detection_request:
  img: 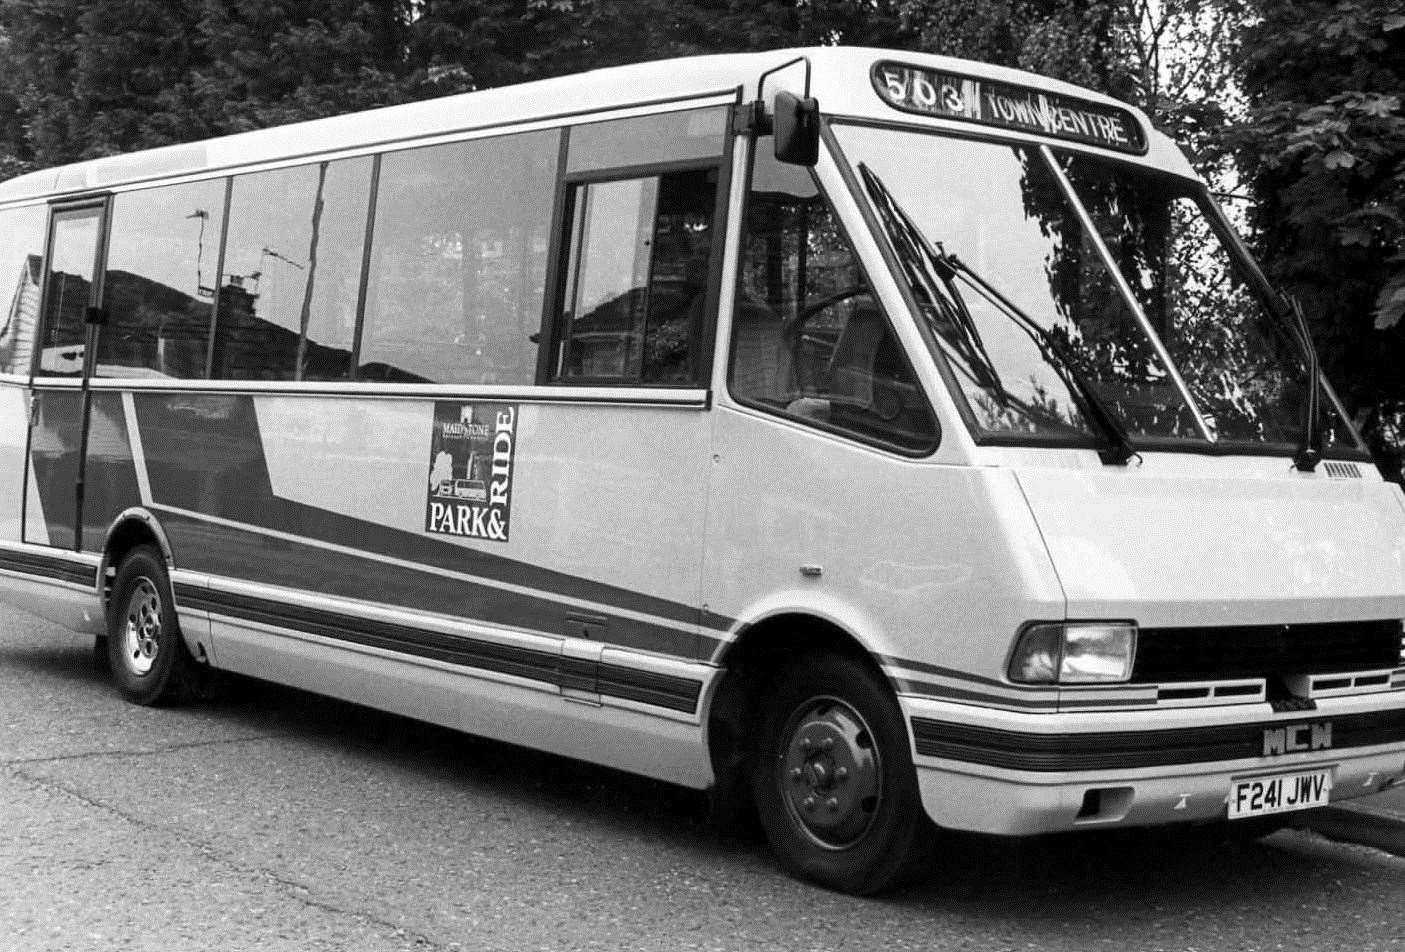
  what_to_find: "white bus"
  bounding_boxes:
[0,47,1402,894]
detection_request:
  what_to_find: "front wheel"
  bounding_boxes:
[753,654,932,894]
[106,547,201,706]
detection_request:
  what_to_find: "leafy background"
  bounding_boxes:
[0,0,1400,469]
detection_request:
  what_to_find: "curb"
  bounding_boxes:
[1298,802,1405,858]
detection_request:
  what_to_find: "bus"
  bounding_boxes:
[0,47,1402,895]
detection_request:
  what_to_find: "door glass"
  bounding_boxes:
[730,152,938,452]
[38,207,102,376]
[561,177,658,379]
[554,169,717,383]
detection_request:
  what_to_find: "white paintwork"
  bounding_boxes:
[0,542,102,633]
[22,457,47,546]
[703,404,1065,680]
[253,394,710,647]
[903,692,1405,833]
[915,746,1405,834]
[0,387,28,541]
[120,393,153,506]
[0,47,1188,208]
[1015,457,1405,627]
[169,568,214,664]
[209,612,713,788]
[0,571,105,635]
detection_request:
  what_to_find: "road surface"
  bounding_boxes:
[1,605,1401,951]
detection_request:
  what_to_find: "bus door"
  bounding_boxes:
[26,199,109,552]
[526,106,735,681]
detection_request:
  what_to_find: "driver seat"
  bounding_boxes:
[826,304,886,410]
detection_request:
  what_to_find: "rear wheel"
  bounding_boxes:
[753,653,931,894]
[106,547,200,706]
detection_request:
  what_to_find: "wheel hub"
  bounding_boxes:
[779,697,881,849]
[122,578,162,677]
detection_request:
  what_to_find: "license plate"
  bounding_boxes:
[1227,768,1332,819]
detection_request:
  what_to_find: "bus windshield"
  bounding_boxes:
[833,123,1359,452]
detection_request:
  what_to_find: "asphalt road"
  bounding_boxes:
[1,605,1402,952]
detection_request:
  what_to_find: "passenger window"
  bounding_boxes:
[0,205,48,375]
[730,153,937,452]
[213,158,370,381]
[359,129,559,384]
[552,168,716,384]
[98,179,228,378]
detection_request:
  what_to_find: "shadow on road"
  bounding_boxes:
[7,634,1398,919]
[207,669,1404,914]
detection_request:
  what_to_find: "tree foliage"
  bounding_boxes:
[0,0,916,167]
[1231,1,1404,454]
[0,0,1402,461]
[901,0,1252,172]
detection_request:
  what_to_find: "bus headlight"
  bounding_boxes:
[1008,622,1137,684]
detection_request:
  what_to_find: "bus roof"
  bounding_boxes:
[0,46,1192,205]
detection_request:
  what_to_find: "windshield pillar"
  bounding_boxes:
[1040,145,1215,444]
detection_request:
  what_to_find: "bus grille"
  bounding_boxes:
[1132,620,1403,683]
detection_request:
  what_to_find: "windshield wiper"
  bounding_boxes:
[858,163,1139,466]
[1284,294,1322,472]
[850,170,1012,402]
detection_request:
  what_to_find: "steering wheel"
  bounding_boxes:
[800,284,869,322]
[784,284,870,343]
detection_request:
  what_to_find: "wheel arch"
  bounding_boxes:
[703,609,897,816]
[98,508,175,607]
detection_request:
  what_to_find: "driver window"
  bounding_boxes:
[552,168,717,384]
[729,153,937,452]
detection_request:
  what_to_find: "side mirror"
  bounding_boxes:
[773,91,820,167]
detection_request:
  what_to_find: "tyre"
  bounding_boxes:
[106,547,200,706]
[753,653,932,894]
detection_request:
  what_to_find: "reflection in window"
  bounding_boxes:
[360,130,559,384]
[555,169,716,384]
[1060,154,1355,449]
[835,126,1196,442]
[729,151,936,451]
[214,158,370,381]
[99,179,227,378]
[0,205,46,375]
[38,209,100,377]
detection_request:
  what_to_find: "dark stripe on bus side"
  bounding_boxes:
[30,390,144,555]
[910,708,1405,772]
[893,678,1060,710]
[895,678,1156,711]
[878,653,1017,689]
[176,583,703,714]
[133,392,734,638]
[159,509,713,661]
[0,549,96,586]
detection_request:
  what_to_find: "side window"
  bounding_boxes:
[37,205,103,377]
[0,204,50,375]
[213,158,371,381]
[553,168,716,383]
[359,129,559,384]
[730,152,937,452]
[99,179,228,378]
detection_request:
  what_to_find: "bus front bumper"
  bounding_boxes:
[901,693,1405,835]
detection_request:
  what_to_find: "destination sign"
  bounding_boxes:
[871,61,1146,154]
